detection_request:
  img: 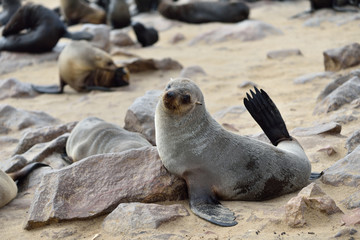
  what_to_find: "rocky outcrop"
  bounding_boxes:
[323,43,360,72]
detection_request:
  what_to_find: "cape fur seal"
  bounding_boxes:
[107,0,131,29]
[0,162,49,208]
[66,117,152,162]
[0,0,21,26]
[0,3,93,53]
[158,0,249,24]
[132,22,159,47]
[60,0,106,26]
[155,78,314,226]
[32,40,129,94]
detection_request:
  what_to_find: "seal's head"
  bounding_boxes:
[161,78,204,115]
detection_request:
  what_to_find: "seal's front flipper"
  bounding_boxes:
[63,31,94,41]
[243,87,291,146]
[309,171,324,180]
[31,84,63,94]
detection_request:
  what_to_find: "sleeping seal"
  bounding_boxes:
[155,78,313,226]
[0,162,49,208]
[0,3,93,53]
[66,117,152,162]
[0,0,21,26]
[32,40,129,94]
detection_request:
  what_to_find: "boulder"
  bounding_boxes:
[0,78,38,100]
[323,43,360,72]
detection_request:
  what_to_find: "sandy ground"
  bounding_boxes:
[0,0,360,239]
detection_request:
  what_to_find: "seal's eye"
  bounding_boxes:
[182,94,191,104]
[166,84,171,90]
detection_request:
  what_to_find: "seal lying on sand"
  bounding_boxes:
[66,117,152,162]
[0,162,49,208]
[132,22,159,47]
[155,78,314,226]
[0,0,21,26]
[60,0,106,26]
[0,3,93,53]
[158,0,249,24]
[32,40,129,94]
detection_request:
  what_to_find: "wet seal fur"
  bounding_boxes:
[66,117,152,162]
[32,40,129,94]
[0,3,93,53]
[0,162,49,208]
[0,0,21,26]
[158,0,249,24]
[155,78,312,226]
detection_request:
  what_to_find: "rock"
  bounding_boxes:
[169,33,185,44]
[285,183,342,228]
[179,66,206,78]
[341,208,360,226]
[293,72,332,84]
[345,129,360,154]
[189,20,283,45]
[121,57,183,73]
[1,133,69,173]
[124,90,161,145]
[0,50,61,75]
[0,105,59,132]
[81,24,111,51]
[25,147,186,229]
[17,166,53,192]
[291,122,341,136]
[314,76,360,113]
[322,145,360,187]
[0,78,39,100]
[266,49,302,59]
[323,42,360,71]
[334,228,358,238]
[110,29,136,47]
[331,114,358,124]
[213,105,246,120]
[317,146,336,156]
[341,192,360,209]
[238,81,257,88]
[102,203,189,235]
[13,121,77,156]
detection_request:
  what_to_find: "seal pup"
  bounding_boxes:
[66,117,152,162]
[155,78,312,226]
[106,0,131,29]
[32,40,130,94]
[158,0,249,24]
[0,162,49,208]
[0,0,21,26]
[132,22,159,47]
[60,0,106,26]
[0,3,93,53]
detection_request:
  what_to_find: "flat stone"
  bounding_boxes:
[267,49,302,59]
[291,122,341,136]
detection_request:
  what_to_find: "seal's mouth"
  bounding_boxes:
[162,90,202,113]
[163,90,180,110]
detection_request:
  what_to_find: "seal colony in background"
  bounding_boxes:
[155,78,315,226]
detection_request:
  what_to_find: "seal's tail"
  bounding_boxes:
[243,87,291,146]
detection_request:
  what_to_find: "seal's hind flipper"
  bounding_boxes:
[243,87,291,146]
[190,200,237,227]
[309,171,324,180]
[31,84,63,94]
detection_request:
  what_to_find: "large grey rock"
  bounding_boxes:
[345,129,360,154]
[291,122,341,136]
[0,50,61,75]
[0,78,39,100]
[102,203,189,235]
[81,24,111,51]
[1,133,69,173]
[121,57,183,73]
[189,20,283,45]
[322,145,360,187]
[323,43,360,71]
[13,121,77,156]
[124,90,162,145]
[0,105,59,132]
[25,147,186,229]
[314,76,360,114]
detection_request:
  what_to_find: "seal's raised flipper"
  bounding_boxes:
[243,87,291,146]
[31,84,63,94]
[186,176,237,227]
[309,171,324,180]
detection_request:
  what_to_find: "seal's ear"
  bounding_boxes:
[195,101,202,105]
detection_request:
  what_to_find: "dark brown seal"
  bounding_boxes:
[132,22,159,47]
[0,3,93,53]
[0,0,21,26]
[107,0,131,29]
[158,0,249,24]
[32,40,129,94]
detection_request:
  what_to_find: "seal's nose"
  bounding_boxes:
[165,91,176,99]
